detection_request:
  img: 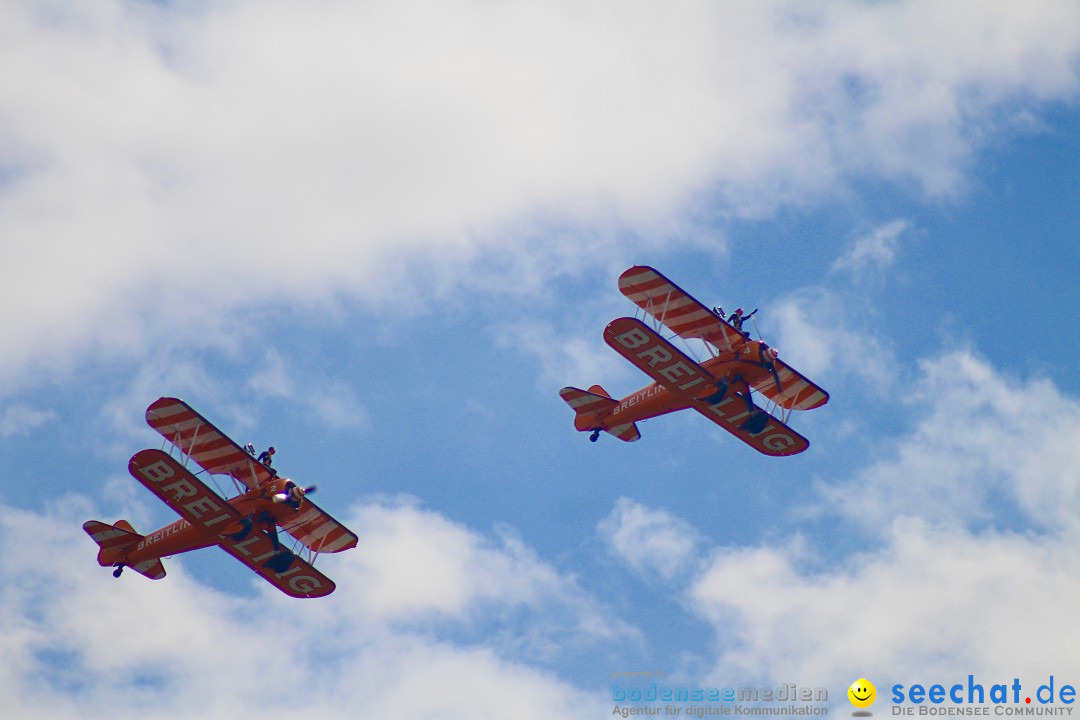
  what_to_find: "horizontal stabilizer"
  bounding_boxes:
[559,387,640,442]
[128,558,167,580]
[82,520,166,580]
[560,386,617,429]
[83,519,140,557]
[605,423,641,442]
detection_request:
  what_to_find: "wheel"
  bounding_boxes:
[228,516,254,541]
[264,549,296,574]
[112,565,124,578]
[702,380,728,405]
[738,411,769,435]
[589,429,601,442]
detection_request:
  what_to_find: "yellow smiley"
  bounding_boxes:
[848,678,876,708]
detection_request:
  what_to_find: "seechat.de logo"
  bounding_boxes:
[850,678,877,715]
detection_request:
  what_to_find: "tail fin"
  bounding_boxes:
[587,384,612,398]
[558,386,640,442]
[82,520,166,580]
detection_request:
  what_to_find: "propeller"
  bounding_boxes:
[273,484,317,504]
[754,343,784,394]
[766,359,783,394]
[770,366,783,393]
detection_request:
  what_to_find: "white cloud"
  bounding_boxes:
[596,345,1080,691]
[802,1,1080,195]
[0,403,55,437]
[306,383,371,431]
[497,320,630,394]
[245,350,370,432]
[769,289,896,391]
[247,349,294,399]
[597,497,703,581]
[1,0,1078,394]
[95,358,233,445]
[690,519,1080,686]
[337,500,635,649]
[0,495,624,719]
[819,350,1080,534]
[832,219,911,274]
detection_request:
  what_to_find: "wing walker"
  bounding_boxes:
[561,266,829,456]
[83,397,358,598]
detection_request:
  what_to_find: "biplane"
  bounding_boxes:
[83,397,358,598]
[560,266,829,456]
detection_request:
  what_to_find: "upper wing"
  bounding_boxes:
[145,397,272,491]
[618,265,744,351]
[620,267,829,412]
[279,499,359,555]
[748,358,830,411]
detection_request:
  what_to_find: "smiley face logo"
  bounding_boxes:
[848,678,876,709]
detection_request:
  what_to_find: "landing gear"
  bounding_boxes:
[261,527,281,553]
[228,515,254,541]
[589,429,601,442]
[702,380,729,405]
[731,381,769,435]
[738,410,769,435]
[264,549,296,574]
[112,565,124,578]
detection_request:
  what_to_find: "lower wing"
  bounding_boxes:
[219,533,337,599]
[693,395,809,456]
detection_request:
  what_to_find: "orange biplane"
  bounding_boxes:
[83,397,358,598]
[560,266,829,456]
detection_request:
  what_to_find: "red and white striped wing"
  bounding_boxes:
[603,317,717,399]
[618,265,744,351]
[620,267,829,412]
[694,398,810,456]
[750,359,830,411]
[279,500,359,555]
[145,397,272,491]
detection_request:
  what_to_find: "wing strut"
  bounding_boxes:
[184,423,201,471]
[651,288,674,334]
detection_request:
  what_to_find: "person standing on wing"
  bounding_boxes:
[727,307,758,338]
[257,446,277,476]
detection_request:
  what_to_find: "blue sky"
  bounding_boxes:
[1,1,1079,718]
